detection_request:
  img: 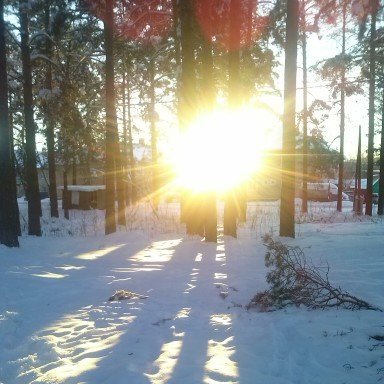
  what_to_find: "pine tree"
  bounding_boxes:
[378,90,384,215]
[365,7,377,216]
[336,0,347,213]
[19,0,41,236]
[179,0,202,235]
[104,0,117,234]
[224,0,241,238]
[0,0,19,247]
[42,0,59,218]
[301,2,308,214]
[198,4,217,243]
[280,0,299,238]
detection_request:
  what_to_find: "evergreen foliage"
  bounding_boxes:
[247,235,380,312]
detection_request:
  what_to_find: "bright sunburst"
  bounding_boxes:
[170,107,275,193]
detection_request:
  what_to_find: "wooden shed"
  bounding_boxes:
[58,185,106,210]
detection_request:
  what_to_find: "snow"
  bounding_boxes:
[1,201,384,383]
[57,185,106,192]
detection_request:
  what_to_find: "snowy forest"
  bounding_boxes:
[1,1,384,383]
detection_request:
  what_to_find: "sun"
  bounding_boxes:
[170,107,275,193]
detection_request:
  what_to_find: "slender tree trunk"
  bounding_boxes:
[224,0,241,238]
[355,125,362,214]
[44,0,58,218]
[114,138,126,226]
[63,169,69,219]
[85,150,91,185]
[122,70,129,205]
[279,0,298,238]
[365,9,376,216]
[72,160,77,185]
[0,0,19,247]
[200,21,217,242]
[301,10,308,214]
[337,1,346,212]
[172,0,181,123]
[104,0,117,234]
[127,83,136,203]
[46,113,59,216]
[149,55,159,210]
[378,92,384,215]
[19,0,41,236]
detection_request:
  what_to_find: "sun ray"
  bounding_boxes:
[167,107,279,193]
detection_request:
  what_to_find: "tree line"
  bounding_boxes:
[0,0,383,247]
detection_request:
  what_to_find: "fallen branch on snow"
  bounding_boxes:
[109,290,149,301]
[246,235,381,312]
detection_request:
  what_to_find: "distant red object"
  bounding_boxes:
[86,1,173,45]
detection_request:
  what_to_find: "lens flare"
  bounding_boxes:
[170,107,274,193]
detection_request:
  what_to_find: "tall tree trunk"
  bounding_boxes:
[19,0,41,236]
[9,101,21,236]
[172,0,181,124]
[115,149,126,228]
[365,9,376,216]
[104,0,117,234]
[127,83,136,203]
[378,91,384,215]
[355,125,362,214]
[44,0,58,218]
[0,0,19,247]
[149,55,159,210]
[224,0,241,238]
[200,21,217,243]
[63,169,69,219]
[279,0,298,238]
[72,160,77,185]
[122,70,129,205]
[179,0,199,234]
[337,1,346,212]
[301,8,308,214]
[179,0,196,130]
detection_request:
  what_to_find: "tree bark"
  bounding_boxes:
[0,0,19,247]
[44,0,59,218]
[224,0,241,238]
[378,92,384,215]
[172,0,181,124]
[63,169,69,219]
[122,70,129,205]
[179,0,200,234]
[365,9,376,216]
[279,0,298,238]
[301,7,308,214]
[179,0,196,131]
[19,0,41,236]
[354,125,362,214]
[104,0,117,234]
[72,160,77,185]
[200,23,217,242]
[149,55,159,210]
[127,83,137,203]
[9,106,21,236]
[337,1,346,212]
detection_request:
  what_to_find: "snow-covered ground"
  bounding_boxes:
[1,200,384,384]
